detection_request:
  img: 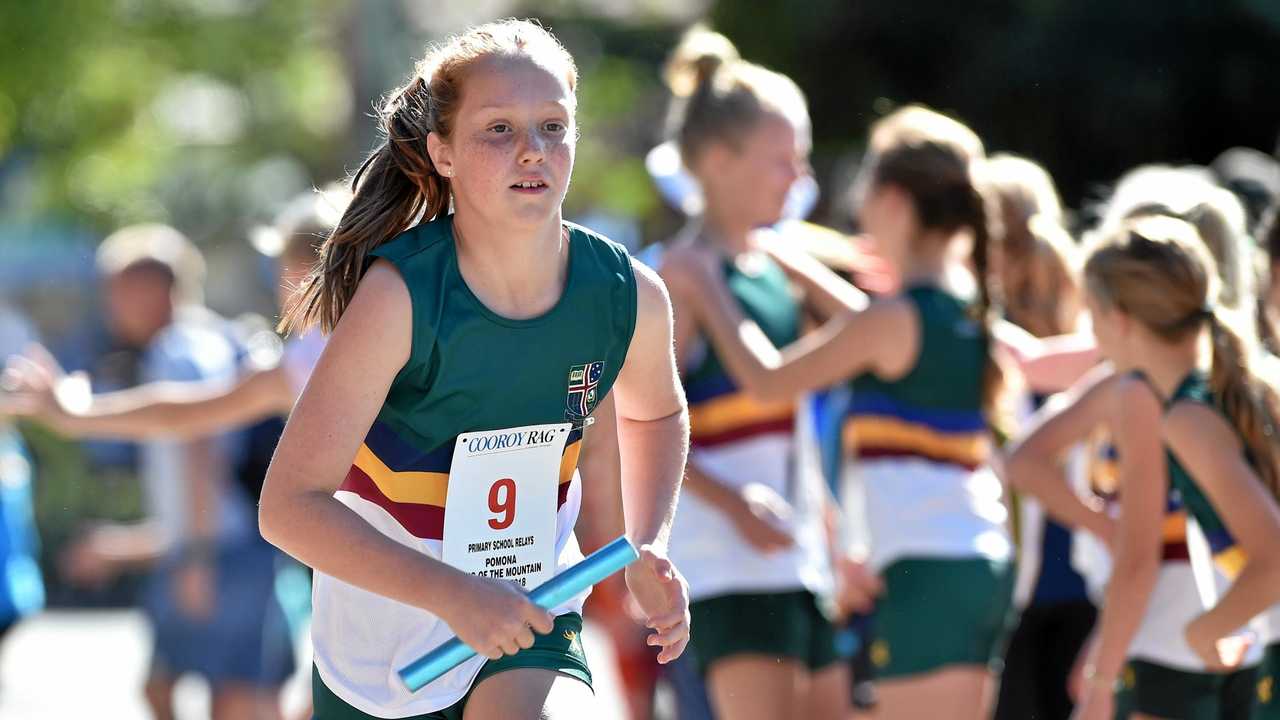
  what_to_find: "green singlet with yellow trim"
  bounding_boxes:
[310,214,637,719]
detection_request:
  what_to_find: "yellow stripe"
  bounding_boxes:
[559,440,581,485]
[357,439,581,506]
[353,444,449,506]
[690,391,793,437]
[844,416,988,466]
[1214,546,1248,580]
[1162,510,1187,543]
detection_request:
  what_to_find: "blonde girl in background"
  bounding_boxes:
[650,26,854,720]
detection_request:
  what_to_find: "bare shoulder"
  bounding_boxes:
[847,295,916,351]
[653,242,715,298]
[349,259,412,312]
[1110,372,1163,419]
[631,257,675,327]
[1163,400,1240,453]
[860,295,914,328]
[321,259,413,369]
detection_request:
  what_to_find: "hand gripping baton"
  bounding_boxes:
[398,535,640,692]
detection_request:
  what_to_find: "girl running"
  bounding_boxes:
[653,26,848,720]
[664,104,1014,719]
[1011,214,1280,720]
[257,19,690,720]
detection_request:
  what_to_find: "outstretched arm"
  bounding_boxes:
[2,345,293,440]
[662,247,910,405]
[994,319,1100,394]
[759,235,869,320]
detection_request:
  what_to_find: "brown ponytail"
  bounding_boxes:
[963,171,1013,434]
[278,18,578,334]
[1207,312,1280,498]
[866,111,1009,432]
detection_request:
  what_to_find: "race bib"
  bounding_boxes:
[441,423,571,589]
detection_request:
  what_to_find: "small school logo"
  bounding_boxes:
[566,361,604,420]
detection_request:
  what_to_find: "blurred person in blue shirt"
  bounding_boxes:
[49,225,292,720]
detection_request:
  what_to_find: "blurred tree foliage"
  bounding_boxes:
[711,0,1280,220]
[0,0,351,234]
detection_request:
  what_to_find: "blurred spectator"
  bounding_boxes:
[61,225,293,720]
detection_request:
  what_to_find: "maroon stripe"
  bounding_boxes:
[691,416,795,448]
[558,480,571,509]
[857,447,981,471]
[1162,541,1191,562]
[339,464,445,540]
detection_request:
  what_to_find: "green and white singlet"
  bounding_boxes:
[310,215,637,717]
[1161,372,1276,685]
[667,254,831,600]
[843,285,1011,571]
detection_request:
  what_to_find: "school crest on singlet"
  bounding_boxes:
[565,361,604,420]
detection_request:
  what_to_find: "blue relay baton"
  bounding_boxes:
[398,535,640,692]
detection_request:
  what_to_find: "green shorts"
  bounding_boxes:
[1115,659,1257,720]
[870,557,1014,680]
[688,590,842,673]
[312,613,591,720]
[1254,643,1280,720]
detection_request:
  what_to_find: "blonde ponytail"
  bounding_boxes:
[1207,311,1280,499]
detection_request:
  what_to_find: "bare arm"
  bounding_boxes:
[665,247,912,404]
[994,319,1100,394]
[613,260,692,663]
[1165,404,1280,646]
[1005,363,1118,545]
[759,237,869,320]
[613,260,689,550]
[57,367,293,440]
[1081,377,1167,687]
[259,262,460,607]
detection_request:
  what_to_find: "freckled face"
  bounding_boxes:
[436,55,576,229]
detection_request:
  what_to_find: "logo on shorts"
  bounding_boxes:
[1261,676,1274,704]
[562,629,581,652]
[566,361,604,420]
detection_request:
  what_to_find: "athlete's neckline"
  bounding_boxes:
[446,216,577,329]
